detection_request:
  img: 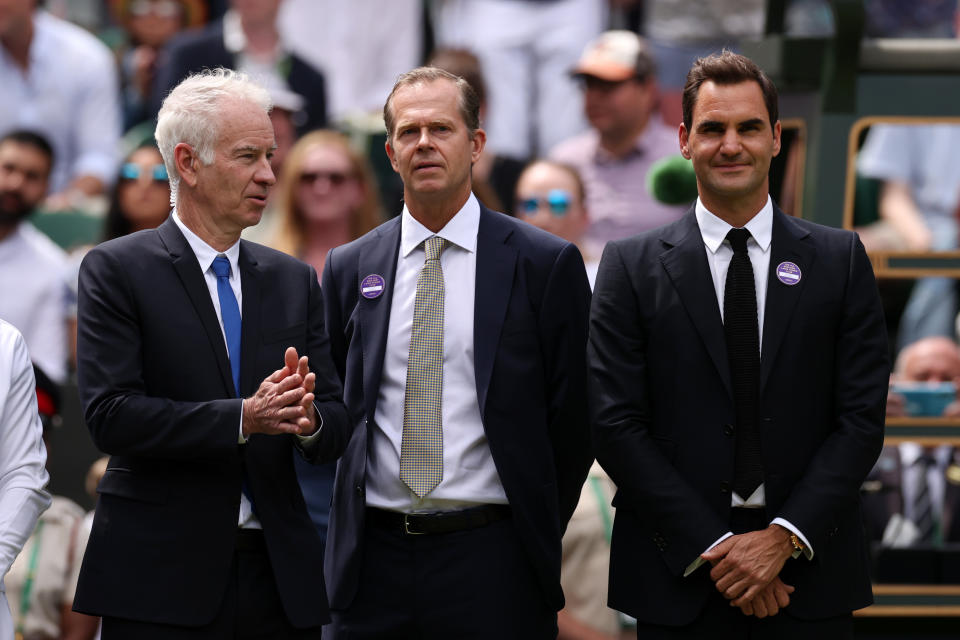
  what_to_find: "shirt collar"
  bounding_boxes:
[173,210,241,275]
[400,192,480,258]
[695,195,773,255]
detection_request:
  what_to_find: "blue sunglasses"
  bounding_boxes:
[518,189,572,217]
[120,162,168,182]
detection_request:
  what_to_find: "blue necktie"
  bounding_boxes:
[212,255,241,396]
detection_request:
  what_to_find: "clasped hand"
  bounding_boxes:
[242,347,317,437]
[700,525,796,618]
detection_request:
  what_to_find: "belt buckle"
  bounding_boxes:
[403,513,426,535]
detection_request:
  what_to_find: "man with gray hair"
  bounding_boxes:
[73,68,349,639]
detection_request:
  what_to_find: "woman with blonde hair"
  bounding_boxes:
[269,129,381,279]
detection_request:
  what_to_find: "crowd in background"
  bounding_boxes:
[1,0,960,638]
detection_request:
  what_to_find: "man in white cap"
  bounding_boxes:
[551,30,686,256]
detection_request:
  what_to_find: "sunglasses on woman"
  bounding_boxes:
[518,189,572,217]
[120,163,168,182]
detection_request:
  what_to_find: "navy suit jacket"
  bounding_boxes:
[151,20,327,134]
[73,217,349,628]
[589,206,889,625]
[320,205,593,610]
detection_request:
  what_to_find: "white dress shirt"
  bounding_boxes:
[368,194,507,512]
[173,213,261,529]
[899,442,953,526]
[0,10,120,193]
[687,197,812,571]
[0,319,52,640]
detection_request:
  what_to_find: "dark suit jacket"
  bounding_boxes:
[151,20,327,134]
[589,206,889,625]
[320,205,593,610]
[73,217,349,628]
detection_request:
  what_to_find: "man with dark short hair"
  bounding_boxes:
[322,66,592,639]
[0,130,71,384]
[589,51,888,637]
[74,69,349,639]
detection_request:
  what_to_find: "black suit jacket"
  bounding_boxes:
[320,205,593,610]
[589,206,889,625]
[73,218,349,628]
[151,21,327,133]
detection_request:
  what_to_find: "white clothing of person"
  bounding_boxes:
[0,319,52,640]
[0,10,120,193]
[684,197,812,576]
[434,0,605,158]
[0,223,71,384]
[367,193,508,512]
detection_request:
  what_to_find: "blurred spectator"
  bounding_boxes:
[863,337,960,548]
[278,0,422,125]
[0,130,71,384]
[0,323,51,640]
[3,366,98,640]
[551,31,685,258]
[514,159,597,285]
[428,47,526,214]
[265,129,380,542]
[267,130,381,279]
[434,0,604,160]
[102,145,171,241]
[152,0,325,135]
[858,124,960,350]
[108,0,207,131]
[0,1,121,205]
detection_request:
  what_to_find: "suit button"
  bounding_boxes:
[355,484,364,495]
[828,527,839,537]
[722,424,734,437]
[719,481,731,494]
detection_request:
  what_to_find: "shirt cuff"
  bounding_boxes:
[770,517,814,560]
[238,399,247,444]
[684,531,734,577]
[295,402,324,444]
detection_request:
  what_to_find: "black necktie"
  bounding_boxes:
[724,228,763,498]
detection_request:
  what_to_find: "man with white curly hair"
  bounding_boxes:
[73,68,349,639]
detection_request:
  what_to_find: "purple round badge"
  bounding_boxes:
[776,261,801,286]
[360,274,385,299]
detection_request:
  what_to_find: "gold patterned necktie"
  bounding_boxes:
[400,236,447,498]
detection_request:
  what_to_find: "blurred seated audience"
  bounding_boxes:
[550,31,686,258]
[0,0,121,208]
[428,47,526,214]
[108,0,207,131]
[152,0,325,136]
[514,159,597,286]
[3,366,99,640]
[862,337,960,547]
[0,131,71,384]
[267,130,381,279]
[858,124,960,350]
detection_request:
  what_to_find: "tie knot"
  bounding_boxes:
[212,255,231,279]
[424,236,447,262]
[726,228,751,254]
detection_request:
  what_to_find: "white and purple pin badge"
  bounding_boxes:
[360,274,385,299]
[776,261,801,286]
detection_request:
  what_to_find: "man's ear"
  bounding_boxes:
[174,143,200,188]
[679,123,692,160]
[384,138,399,173]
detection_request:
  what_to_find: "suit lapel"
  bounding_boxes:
[158,218,235,397]
[760,208,815,393]
[359,218,402,420]
[474,207,517,415]
[238,242,261,398]
[659,212,732,397]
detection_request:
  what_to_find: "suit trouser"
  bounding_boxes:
[326,515,556,639]
[101,530,322,639]
[634,508,853,640]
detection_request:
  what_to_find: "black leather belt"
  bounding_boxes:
[235,528,266,551]
[366,504,512,536]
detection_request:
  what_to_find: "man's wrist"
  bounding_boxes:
[770,524,795,558]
